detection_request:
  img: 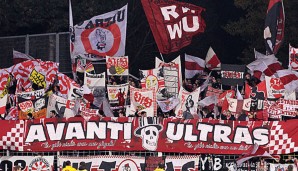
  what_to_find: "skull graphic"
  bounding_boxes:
[135,117,163,151]
[141,126,159,151]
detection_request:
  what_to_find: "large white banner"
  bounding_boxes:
[175,87,200,118]
[155,56,182,97]
[58,155,145,171]
[0,156,54,171]
[130,86,156,117]
[71,4,127,60]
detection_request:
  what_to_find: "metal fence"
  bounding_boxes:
[0,32,72,74]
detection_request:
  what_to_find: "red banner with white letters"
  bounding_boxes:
[1,118,298,154]
[141,0,206,54]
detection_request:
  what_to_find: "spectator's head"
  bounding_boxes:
[79,162,86,170]
[140,111,147,117]
[288,165,294,171]
[50,110,57,118]
[158,162,165,169]
[65,160,71,166]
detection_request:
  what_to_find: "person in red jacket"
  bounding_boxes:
[116,88,125,107]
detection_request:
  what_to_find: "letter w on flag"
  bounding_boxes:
[141,0,206,54]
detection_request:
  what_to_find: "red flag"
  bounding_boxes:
[205,47,221,70]
[247,51,283,80]
[244,82,251,99]
[276,69,298,92]
[13,50,34,65]
[264,0,285,55]
[236,144,273,166]
[184,54,205,78]
[141,0,206,54]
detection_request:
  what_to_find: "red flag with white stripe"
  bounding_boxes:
[184,54,205,79]
[13,50,34,65]
[276,69,298,92]
[248,51,283,80]
[205,47,221,70]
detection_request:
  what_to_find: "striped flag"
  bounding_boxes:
[247,51,283,80]
[184,54,205,79]
[276,69,298,92]
[12,50,34,65]
[205,47,221,70]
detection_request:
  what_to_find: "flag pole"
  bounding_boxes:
[289,44,291,70]
[160,53,165,63]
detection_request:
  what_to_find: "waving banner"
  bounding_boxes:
[106,56,129,75]
[175,87,200,118]
[130,87,156,117]
[156,56,182,97]
[265,76,285,99]
[0,118,296,154]
[84,72,105,88]
[0,156,54,171]
[17,89,47,120]
[10,60,59,91]
[141,0,206,54]
[140,67,166,100]
[107,83,129,105]
[57,73,80,97]
[71,5,127,60]
[264,0,285,55]
[46,94,74,118]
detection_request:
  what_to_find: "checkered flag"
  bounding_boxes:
[0,120,25,151]
[269,122,298,154]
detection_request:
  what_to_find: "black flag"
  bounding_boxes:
[264,0,285,55]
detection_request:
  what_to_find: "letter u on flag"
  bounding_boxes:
[141,0,206,54]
